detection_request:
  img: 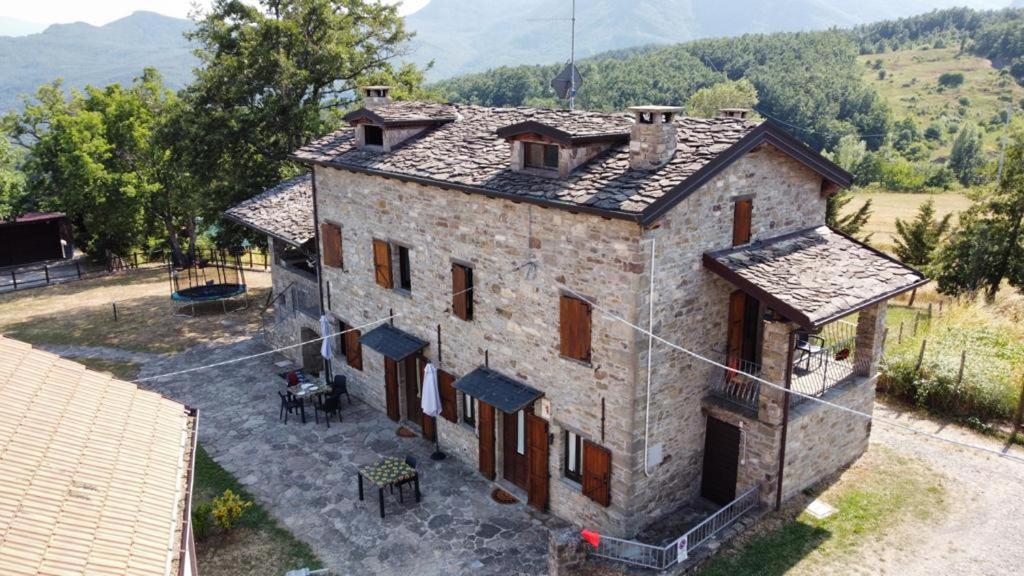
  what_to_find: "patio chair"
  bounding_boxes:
[794,333,826,373]
[396,455,419,502]
[278,391,305,424]
[331,375,352,405]
[316,394,342,428]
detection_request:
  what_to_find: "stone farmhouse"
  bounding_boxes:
[227,87,925,537]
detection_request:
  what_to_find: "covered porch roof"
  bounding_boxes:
[359,324,428,361]
[703,226,927,329]
[223,175,314,248]
[454,367,543,414]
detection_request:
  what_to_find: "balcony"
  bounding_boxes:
[708,355,762,412]
[791,320,864,406]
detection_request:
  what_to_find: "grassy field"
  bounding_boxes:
[842,190,972,251]
[697,447,945,576]
[859,46,1023,160]
[0,267,272,354]
[192,445,323,575]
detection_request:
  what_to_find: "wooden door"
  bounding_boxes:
[384,358,400,422]
[726,290,746,370]
[478,401,495,480]
[526,413,549,511]
[701,417,741,505]
[403,355,423,427]
[502,408,529,491]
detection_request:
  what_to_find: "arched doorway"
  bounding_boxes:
[300,326,321,377]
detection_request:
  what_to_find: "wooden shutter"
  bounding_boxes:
[452,263,471,320]
[372,239,393,288]
[478,401,496,480]
[438,370,457,423]
[384,358,400,421]
[321,222,343,268]
[559,295,592,362]
[526,413,549,511]
[582,440,612,507]
[726,290,745,372]
[344,327,362,371]
[732,199,752,246]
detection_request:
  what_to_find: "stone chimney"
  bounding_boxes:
[718,108,750,120]
[362,85,392,109]
[628,106,682,171]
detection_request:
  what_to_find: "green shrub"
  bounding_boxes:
[938,72,964,88]
[192,502,214,541]
[211,489,253,532]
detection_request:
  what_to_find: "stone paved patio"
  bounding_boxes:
[139,337,566,576]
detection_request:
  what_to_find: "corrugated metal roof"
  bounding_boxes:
[453,367,542,414]
[359,324,428,361]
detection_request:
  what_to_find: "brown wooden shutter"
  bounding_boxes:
[372,239,393,288]
[344,327,362,371]
[478,401,496,480]
[526,413,549,511]
[438,370,457,423]
[726,290,745,373]
[452,263,470,320]
[582,440,612,507]
[732,199,752,246]
[321,222,343,268]
[560,295,592,362]
[384,358,400,422]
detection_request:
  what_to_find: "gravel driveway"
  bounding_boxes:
[861,403,1024,576]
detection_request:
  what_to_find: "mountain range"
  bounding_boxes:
[0,11,195,113]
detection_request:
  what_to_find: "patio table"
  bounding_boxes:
[357,456,420,518]
[279,371,332,423]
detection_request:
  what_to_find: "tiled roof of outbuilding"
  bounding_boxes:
[292,103,761,219]
[703,226,927,328]
[224,175,314,247]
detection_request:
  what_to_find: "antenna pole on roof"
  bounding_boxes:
[569,0,576,111]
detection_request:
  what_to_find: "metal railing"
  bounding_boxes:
[708,356,762,410]
[791,320,864,405]
[590,485,760,570]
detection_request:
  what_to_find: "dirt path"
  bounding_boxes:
[37,343,161,365]
[863,403,1024,576]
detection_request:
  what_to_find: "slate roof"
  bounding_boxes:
[453,367,543,414]
[224,175,314,247]
[292,102,773,221]
[343,101,457,126]
[359,324,428,361]
[703,226,927,328]
[0,336,195,576]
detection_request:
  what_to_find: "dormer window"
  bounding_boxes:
[524,143,559,171]
[364,125,384,147]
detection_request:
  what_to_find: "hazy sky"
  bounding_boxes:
[1,0,430,25]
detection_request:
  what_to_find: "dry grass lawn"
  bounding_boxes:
[842,191,972,252]
[0,267,272,354]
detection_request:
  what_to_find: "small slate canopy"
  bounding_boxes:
[703,226,927,329]
[359,324,428,361]
[453,367,543,414]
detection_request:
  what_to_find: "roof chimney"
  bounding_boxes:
[718,108,750,120]
[628,106,682,171]
[362,85,392,109]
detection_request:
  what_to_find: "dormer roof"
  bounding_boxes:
[495,109,634,144]
[342,101,457,128]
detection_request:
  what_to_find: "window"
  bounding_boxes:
[559,294,592,363]
[732,199,752,246]
[462,393,476,427]
[321,222,342,269]
[340,321,363,371]
[364,125,384,147]
[564,430,583,483]
[524,142,559,170]
[396,245,412,292]
[452,263,474,321]
[372,239,392,288]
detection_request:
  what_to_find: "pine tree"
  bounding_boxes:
[826,191,873,240]
[892,199,952,267]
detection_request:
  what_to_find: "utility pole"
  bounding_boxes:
[569,0,576,110]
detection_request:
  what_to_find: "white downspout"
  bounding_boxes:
[643,236,657,477]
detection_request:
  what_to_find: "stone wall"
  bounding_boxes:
[315,167,646,534]
[625,144,828,528]
[266,237,323,368]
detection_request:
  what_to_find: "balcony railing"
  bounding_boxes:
[708,356,762,411]
[791,320,865,405]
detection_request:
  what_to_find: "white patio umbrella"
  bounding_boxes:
[421,361,447,460]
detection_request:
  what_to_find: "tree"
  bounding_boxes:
[892,198,952,267]
[826,190,873,239]
[935,119,1024,299]
[0,138,26,221]
[825,135,867,174]
[938,72,965,88]
[948,122,984,186]
[686,78,758,118]
[179,0,420,245]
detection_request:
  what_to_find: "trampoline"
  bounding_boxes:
[169,250,249,316]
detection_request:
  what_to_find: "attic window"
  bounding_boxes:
[364,125,384,147]
[525,143,559,171]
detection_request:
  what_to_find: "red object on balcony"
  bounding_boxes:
[834,348,851,361]
[581,529,601,548]
[287,371,299,387]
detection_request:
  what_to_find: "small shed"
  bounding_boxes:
[0,212,73,267]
